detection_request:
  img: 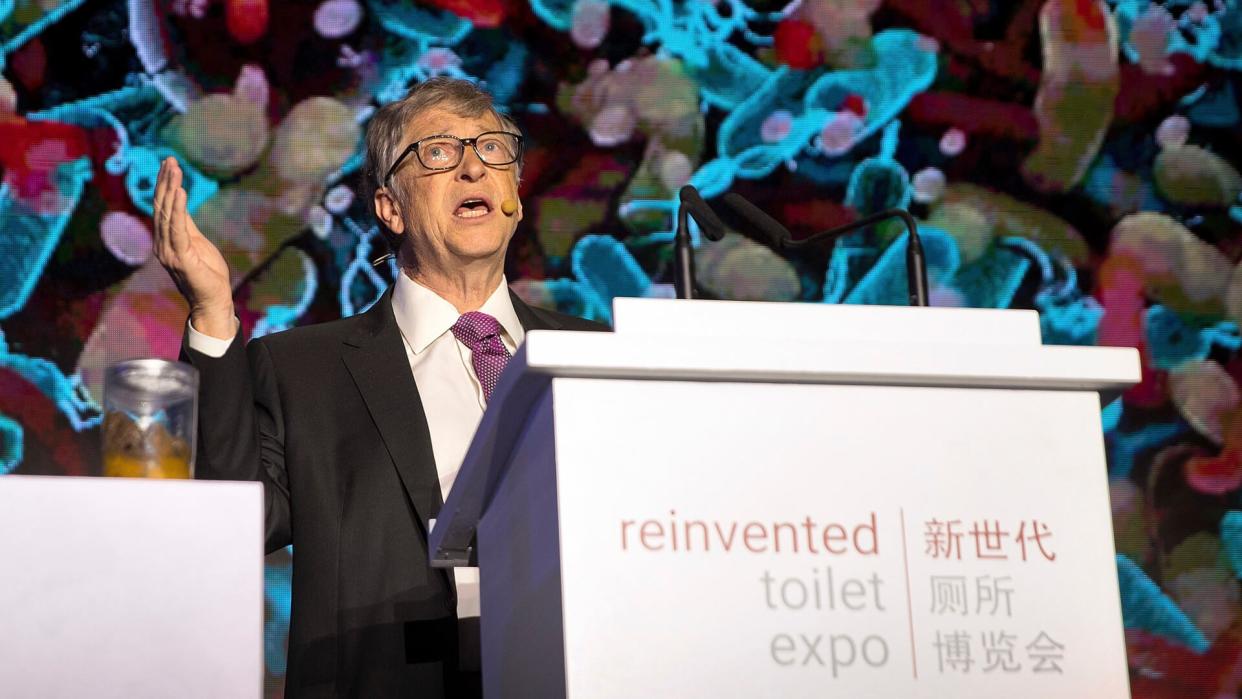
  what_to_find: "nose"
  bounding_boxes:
[456,145,487,182]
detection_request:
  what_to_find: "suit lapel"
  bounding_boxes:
[509,289,562,332]
[339,288,556,536]
[340,290,441,534]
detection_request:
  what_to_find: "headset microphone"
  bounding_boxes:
[500,199,518,216]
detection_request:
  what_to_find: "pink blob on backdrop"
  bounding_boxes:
[325,184,354,214]
[100,211,154,266]
[419,48,461,75]
[314,0,363,39]
[307,205,332,239]
[916,34,940,53]
[234,64,270,108]
[658,151,693,191]
[939,127,967,157]
[1156,115,1191,149]
[1131,4,1177,76]
[589,105,637,147]
[24,138,70,169]
[0,78,16,113]
[818,112,862,156]
[171,0,208,18]
[928,283,965,307]
[571,0,610,49]
[912,167,946,204]
[760,110,793,143]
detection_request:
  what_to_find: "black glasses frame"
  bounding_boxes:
[383,131,524,186]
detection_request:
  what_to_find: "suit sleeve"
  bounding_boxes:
[182,331,292,553]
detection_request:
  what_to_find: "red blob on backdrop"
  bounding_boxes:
[226,0,270,44]
[0,118,91,211]
[1075,0,1109,31]
[1185,450,1242,495]
[7,38,47,92]
[841,94,868,118]
[773,19,823,70]
[779,198,854,239]
[907,91,1040,142]
[1127,630,1242,698]
[422,0,508,28]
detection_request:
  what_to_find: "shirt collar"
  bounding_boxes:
[391,273,524,355]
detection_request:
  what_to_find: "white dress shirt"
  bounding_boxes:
[187,274,522,620]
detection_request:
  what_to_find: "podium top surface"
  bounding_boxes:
[516,330,1139,393]
[613,297,1043,347]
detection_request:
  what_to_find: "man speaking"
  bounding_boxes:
[152,77,606,697]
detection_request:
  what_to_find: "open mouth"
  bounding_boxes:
[454,197,493,219]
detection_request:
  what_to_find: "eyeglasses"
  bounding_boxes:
[383,131,524,185]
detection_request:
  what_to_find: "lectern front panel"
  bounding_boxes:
[549,378,1126,698]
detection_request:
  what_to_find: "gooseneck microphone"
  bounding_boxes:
[674,185,726,300]
[721,193,930,307]
[718,194,790,248]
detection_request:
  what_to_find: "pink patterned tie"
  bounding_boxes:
[451,311,512,402]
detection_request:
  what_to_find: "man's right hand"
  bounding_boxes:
[153,157,236,340]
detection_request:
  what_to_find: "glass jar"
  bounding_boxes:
[101,359,199,478]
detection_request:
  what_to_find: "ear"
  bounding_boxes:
[373,188,406,235]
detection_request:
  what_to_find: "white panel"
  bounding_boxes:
[552,379,1128,698]
[522,331,1140,393]
[0,476,263,698]
[613,298,1042,346]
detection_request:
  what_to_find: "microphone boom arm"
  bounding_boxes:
[784,208,930,308]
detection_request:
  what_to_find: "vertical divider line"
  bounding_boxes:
[900,507,918,679]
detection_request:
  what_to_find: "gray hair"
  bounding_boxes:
[364,77,521,253]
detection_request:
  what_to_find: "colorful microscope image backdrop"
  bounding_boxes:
[3,0,1242,694]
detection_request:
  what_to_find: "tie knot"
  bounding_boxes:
[452,311,512,402]
[451,311,504,350]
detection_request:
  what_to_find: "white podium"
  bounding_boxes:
[0,476,263,698]
[430,299,1140,698]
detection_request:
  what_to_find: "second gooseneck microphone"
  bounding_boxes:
[674,185,726,300]
[721,193,930,307]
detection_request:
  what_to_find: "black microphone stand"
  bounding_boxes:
[674,200,695,300]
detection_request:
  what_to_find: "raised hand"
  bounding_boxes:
[153,157,236,339]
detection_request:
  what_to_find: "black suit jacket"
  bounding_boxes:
[184,288,607,697]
